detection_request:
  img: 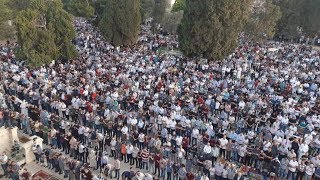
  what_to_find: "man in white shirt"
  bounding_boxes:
[298,142,309,159]
[203,143,212,159]
[78,125,85,143]
[0,152,8,176]
[97,132,104,150]
[192,128,199,145]
[126,144,133,164]
[219,135,228,158]
[305,163,315,179]
[287,158,299,180]
[78,144,85,161]
[176,135,183,147]
[215,101,220,113]
[121,125,129,136]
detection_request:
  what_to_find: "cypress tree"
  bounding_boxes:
[99,0,141,47]
[244,0,281,42]
[16,0,77,67]
[178,0,252,61]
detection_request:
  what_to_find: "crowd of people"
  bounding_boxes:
[0,17,320,180]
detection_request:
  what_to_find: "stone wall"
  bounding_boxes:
[0,127,43,164]
[0,127,19,153]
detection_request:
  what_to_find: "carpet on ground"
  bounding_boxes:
[32,170,52,180]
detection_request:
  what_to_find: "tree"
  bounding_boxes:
[162,11,183,34]
[99,0,141,47]
[178,0,252,60]
[7,0,30,12]
[244,0,281,42]
[92,0,107,25]
[0,0,32,41]
[140,0,155,21]
[63,0,94,18]
[16,0,77,67]
[0,0,14,40]
[301,0,320,36]
[274,0,320,41]
[151,0,170,32]
[171,0,185,12]
[274,0,304,41]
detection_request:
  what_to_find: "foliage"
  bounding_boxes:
[92,0,107,25]
[151,0,170,31]
[140,0,155,21]
[98,0,141,47]
[0,0,14,40]
[274,0,304,40]
[16,0,77,67]
[6,0,30,12]
[171,0,186,12]
[62,0,94,18]
[162,10,183,34]
[244,0,281,42]
[301,0,320,36]
[178,0,252,60]
[274,0,320,40]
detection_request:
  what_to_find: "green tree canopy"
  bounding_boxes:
[62,0,94,18]
[275,0,320,40]
[7,0,30,12]
[301,0,320,36]
[178,0,252,60]
[162,10,183,34]
[98,0,141,47]
[151,0,170,31]
[16,0,77,67]
[140,0,155,21]
[244,0,281,42]
[92,0,107,25]
[0,0,14,40]
[274,0,303,40]
[171,0,186,12]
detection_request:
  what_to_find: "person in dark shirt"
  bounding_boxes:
[291,138,300,155]
[154,153,161,177]
[21,168,31,180]
[81,168,93,180]
[186,172,195,180]
[122,167,134,179]
[263,148,273,172]
[197,155,205,172]
[172,162,180,180]
[3,109,11,128]
[271,142,279,158]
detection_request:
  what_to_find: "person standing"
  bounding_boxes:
[287,157,299,180]
[78,143,85,162]
[58,155,65,175]
[113,158,121,179]
[10,161,20,180]
[305,163,315,180]
[178,164,187,180]
[0,152,8,176]
[154,152,161,176]
[63,158,70,179]
[0,109,3,127]
[166,160,173,180]
[20,168,31,180]
[74,161,82,180]
[126,143,133,164]
[132,145,139,167]
[141,147,150,171]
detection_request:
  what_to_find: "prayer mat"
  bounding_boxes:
[32,170,52,180]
